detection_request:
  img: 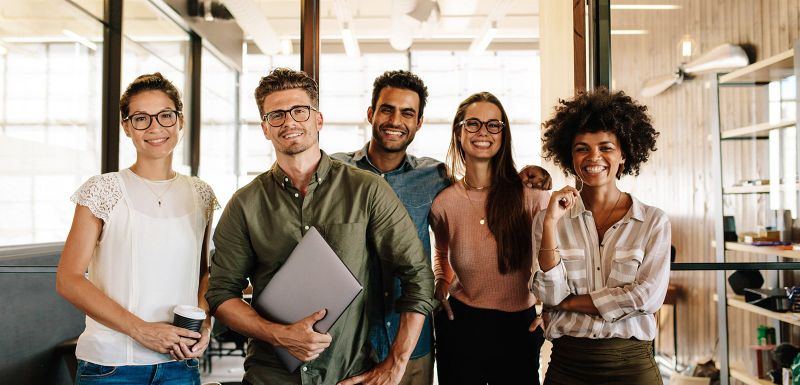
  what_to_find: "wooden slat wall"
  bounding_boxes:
[606,0,800,379]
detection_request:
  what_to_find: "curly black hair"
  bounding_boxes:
[541,87,659,177]
[371,70,428,122]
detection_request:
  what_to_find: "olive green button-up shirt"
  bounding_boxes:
[206,152,434,385]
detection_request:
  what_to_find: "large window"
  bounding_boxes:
[120,0,190,173]
[199,48,239,222]
[0,1,104,246]
[315,0,541,169]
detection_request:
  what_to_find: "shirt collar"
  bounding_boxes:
[270,150,332,189]
[570,193,645,223]
[353,142,416,173]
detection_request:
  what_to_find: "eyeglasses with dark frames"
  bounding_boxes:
[123,109,181,131]
[263,105,318,127]
[460,118,505,134]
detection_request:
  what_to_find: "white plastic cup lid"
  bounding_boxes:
[173,305,206,320]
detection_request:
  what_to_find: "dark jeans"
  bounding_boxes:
[434,297,544,385]
[75,359,200,385]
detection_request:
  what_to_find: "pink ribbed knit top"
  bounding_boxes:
[430,182,549,312]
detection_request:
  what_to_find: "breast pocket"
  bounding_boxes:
[607,249,644,287]
[316,223,368,276]
[560,249,588,295]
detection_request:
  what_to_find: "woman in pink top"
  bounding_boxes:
[430,92,549,385]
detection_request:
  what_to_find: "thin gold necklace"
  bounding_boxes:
[592,190,623,231]
[462,176,490,190]
[462,179,487,225]
[132,168,177,208]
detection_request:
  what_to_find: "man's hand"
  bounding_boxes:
[434,279,454,320]
[520,165,552,190]
[273,309,332,362]
[337,355,406,385]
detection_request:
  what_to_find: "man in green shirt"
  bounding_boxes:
[206,68,434,385]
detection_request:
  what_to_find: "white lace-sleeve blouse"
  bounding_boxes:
[70,168,218,366]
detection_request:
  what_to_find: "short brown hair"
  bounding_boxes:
[119,72,182,119]
[254,67,319,118]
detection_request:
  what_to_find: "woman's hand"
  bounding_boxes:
[171,327,211,360]
[434,279,454,321]
[131,321,201,355]
[545,186,580,223]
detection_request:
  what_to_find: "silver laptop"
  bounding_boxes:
[253,226,363,372]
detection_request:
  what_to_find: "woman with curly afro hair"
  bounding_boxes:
[530,88,671,385]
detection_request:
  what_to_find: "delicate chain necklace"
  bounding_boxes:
[462,179,488,225]
[462,176,490,190]
[592,190,623,231]
[133,168,177,208]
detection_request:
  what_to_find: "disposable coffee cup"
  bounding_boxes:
[172,305,206,333]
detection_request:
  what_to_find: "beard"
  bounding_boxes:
[276,128,318,156]
[371,123,414,153]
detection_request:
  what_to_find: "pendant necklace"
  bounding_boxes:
[134,168,177,208]
[462,178,490,225]
[593,190,623,232]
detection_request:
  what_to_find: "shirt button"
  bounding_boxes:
[596,267,600,271]
[592,334,597,338]
[294,193,299,198]
[284,177,289,182]
[302,366,308,372]
[384,291,389,297]
[304,225,309,230]
[386,321,391,327]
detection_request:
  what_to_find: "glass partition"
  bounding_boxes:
[0,0,104,246]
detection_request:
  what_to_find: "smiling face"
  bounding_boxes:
[260,88,323,156]
[458,101,503,162]
[123,90,183,160]
[368,87,422,154]
[572,130,626,187]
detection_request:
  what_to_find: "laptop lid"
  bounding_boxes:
[253,226,363,372]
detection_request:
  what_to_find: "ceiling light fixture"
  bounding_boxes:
[469,21,498,55]
[281,39,293,56]
[610,5,682,10]
[333,0,361,57]
[222,0,281,55]
[62,29,98,51]
[610,29,649,35]
[341,23,360,58]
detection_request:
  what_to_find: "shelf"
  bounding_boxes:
[726,295,800,327]
[723,183,800,194]
[720,120,795,139]
[719,48,795,84]
[730,367,774,385]
[725,242,800,259]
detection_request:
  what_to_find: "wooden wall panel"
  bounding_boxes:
[604,0,800,379]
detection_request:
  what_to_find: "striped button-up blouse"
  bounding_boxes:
[529,194,671,341]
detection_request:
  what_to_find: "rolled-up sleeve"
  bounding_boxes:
[368,180,434,316]
[205,196,254,314]
[589,209,671,322]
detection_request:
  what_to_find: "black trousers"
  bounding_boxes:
[434,297,545,385]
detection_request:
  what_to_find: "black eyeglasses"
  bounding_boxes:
[460,118,505,134]
[123,109,181,131]
[263,105,318,127]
